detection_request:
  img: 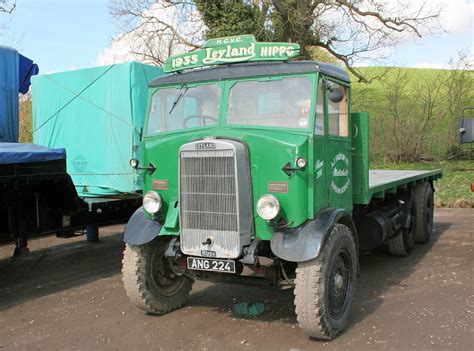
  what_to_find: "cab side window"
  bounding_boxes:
[328,84,349,137]
[315,81,324,135]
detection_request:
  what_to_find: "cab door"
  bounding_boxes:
[324,79,353,211]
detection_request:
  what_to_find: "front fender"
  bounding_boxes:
[270,208,357,263]
[123,207,162,245]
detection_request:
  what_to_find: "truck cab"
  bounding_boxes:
[122,35,441,340]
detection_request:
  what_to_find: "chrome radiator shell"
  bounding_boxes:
[179,138,253,258]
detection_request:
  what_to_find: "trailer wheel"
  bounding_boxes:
[294,224,358,340]
[122,236,193,314]
[388,197,417,256]
[413,182,434,244]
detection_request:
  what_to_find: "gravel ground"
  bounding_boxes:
[0,208,472,350]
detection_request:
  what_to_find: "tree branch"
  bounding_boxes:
[0,0,16,13]
[335,0,438,37]
[316,40,370,83]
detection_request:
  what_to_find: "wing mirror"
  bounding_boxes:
[328,87,344,103]
[324,80,344,103]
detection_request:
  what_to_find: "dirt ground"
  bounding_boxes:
[0,209,472,350]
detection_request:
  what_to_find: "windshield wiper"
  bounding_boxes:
[168,85,189,115]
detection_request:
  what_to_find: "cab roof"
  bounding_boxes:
[150,60,350,87]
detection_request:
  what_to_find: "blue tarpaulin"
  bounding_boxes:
[0,46,18,143]
[0,142,66,164]
[19,53,39,94]
[0,46,39,142]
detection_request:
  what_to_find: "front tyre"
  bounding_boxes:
[294,224,358,340]
[122,236,193,314]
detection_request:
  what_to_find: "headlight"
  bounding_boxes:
[256,194,280,220]
[143,191,162,214]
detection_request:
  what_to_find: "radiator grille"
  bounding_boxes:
[180,150,238,231]
[179,139,254,259]
[180,149,237,232]
[180,148,240,257]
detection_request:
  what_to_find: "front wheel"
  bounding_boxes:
[122,236,193,314]
[294,224,358,340]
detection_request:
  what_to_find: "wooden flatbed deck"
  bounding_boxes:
[367,169,442,200]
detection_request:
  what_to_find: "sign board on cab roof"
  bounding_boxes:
[163,35,300,73]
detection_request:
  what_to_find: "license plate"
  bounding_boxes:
[187,257,236,274]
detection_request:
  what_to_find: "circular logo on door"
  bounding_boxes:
[330,153,350,194]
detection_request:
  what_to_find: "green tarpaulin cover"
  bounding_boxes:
[32,62,163,196]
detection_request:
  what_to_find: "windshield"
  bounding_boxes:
[227,76,313,129]
[147,83,220,134]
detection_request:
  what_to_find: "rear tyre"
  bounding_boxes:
[294,224,358,340]
[122,236,193,314]
[388,196,417,257]
[413,182,434,244]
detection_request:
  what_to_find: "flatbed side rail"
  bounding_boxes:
[355,169,443,205]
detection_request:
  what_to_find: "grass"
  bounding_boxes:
[372,160,474,208]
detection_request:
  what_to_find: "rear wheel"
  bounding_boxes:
[413,182,434,243]
[294,224,358,340]
[388,196,417,256]
[122,236,193,314]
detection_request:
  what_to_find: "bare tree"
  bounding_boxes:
[305,0,443,82]
[109,0,442,82]
[375,54,473,163]
[108,0,205,66]
[0,0,16,13]
[19,92,32,144]
[0,0,15,36]
[444,52,474,156]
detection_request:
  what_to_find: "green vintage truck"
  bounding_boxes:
[122,35,442,339]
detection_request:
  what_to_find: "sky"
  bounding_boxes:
[0,0,472,74]
[1,0,115,73]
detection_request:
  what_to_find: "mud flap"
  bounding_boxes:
[270,208,357,263]
[123,207,162,245]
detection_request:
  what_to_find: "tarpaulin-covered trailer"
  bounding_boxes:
[32,62,164,196]
[0,62,163,256]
